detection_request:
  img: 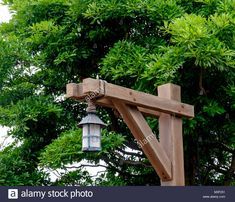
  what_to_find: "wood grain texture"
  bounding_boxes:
[158,83,185,186]
[66,78,194,118]
[113,101,172,181]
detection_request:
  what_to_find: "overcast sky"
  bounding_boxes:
[0,1,11,23]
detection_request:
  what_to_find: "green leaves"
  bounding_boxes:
[53,169,92,186]
[27,20,60,48]
[166,13,235,69]
[203,100,226,117]
[101,41,149,80]
[101,129,126,152]
[101,41,185,88]
[39,129,83,169]
[0,82,36,106]
[217,0,235,15]
[0,96,62,139]
[227,85,235,109]
[83,0,184,23]
[209,13,235,48]
[167,14,209,48]
[143,46,185,85]
[39,129,125,169]
[0,145,49,185]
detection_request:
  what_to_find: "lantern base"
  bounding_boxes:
[82,147,101,152]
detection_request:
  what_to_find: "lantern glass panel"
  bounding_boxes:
[89,124,101,148]
[90,124,100,136]
[82,124,89,149]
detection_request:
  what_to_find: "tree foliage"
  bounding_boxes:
[0,0,234,185]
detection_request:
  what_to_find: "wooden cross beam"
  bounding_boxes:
[66,78,194,186]
[67,78,194,118]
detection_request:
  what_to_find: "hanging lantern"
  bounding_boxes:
[78,100,106,151]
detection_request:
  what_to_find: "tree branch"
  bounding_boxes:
[64,164,108,170]
[90,171,106,178]
[101,155,147,177]
[199,67,206,95]
[224,153,235,185]
[116,148,145,158]
[115,152,152,168]
[209,142,235,153]
[207,165,228,175]
[219,143,235,154]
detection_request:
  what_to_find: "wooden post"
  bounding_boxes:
[158,84,185,186]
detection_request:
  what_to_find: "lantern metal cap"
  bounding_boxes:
[78,113,106,128]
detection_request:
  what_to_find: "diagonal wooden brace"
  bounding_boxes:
[112,101,172,181]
